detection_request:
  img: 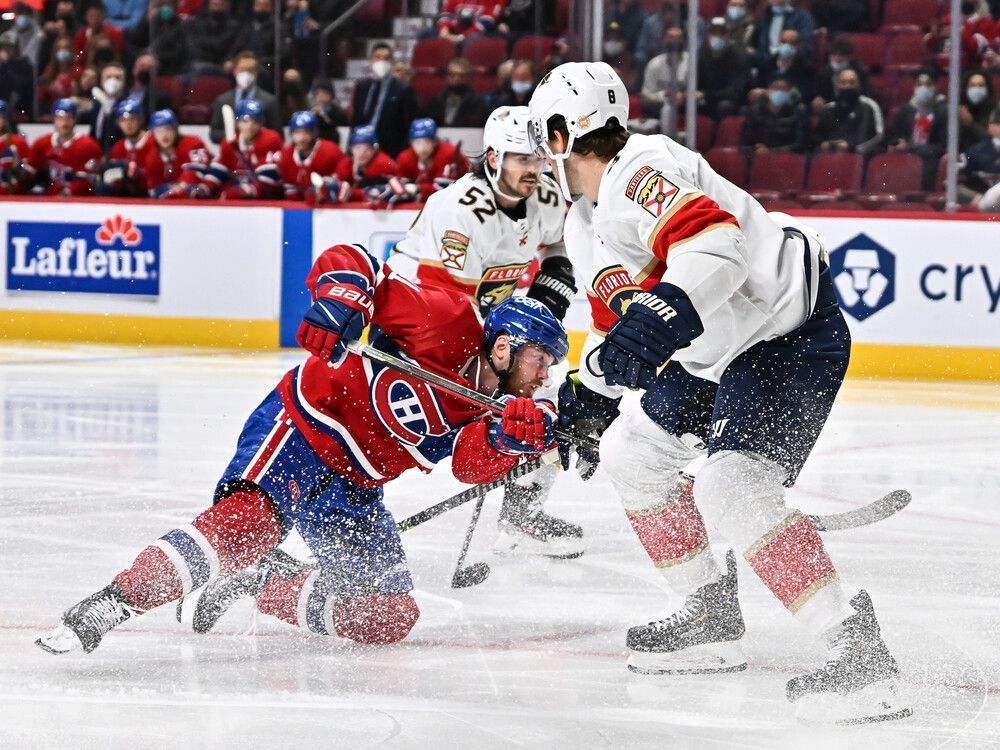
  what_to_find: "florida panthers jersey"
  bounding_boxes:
[279,138,344,200]
[275,244,521,488]
[27,131,102,196]
[579,133,823,393]
[391,172,567,311]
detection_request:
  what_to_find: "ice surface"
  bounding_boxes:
[1,343,998,748]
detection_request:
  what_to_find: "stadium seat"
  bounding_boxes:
[705,147,747,187]
[802,152,865,203]
[179,104,211,124]
[185,75,232,108]
[860,151,924,206]
[757,198,804,211]
[677,115,715,153]
[512,35,556,68]
[884,32,930,73]
[713,115,744,148]
[471,71,496,96]
[873,201,934,212]
[748,152,807,201]
[462,37,508,73]
[156,75,185,111]
[411,38,456,74]
[846,33,887,71]
[410,71,447,104]
[882,0,938,32]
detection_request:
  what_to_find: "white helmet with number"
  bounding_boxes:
[528,62,629,199]
[482,105,536,202]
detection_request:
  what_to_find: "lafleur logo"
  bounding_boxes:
[829,233,895,321]
[7,214,160,296]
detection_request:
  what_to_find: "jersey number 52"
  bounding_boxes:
[458,186,497,224]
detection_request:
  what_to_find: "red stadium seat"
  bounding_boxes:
[861,151,924,206]
[870,201,934,212]
[471,71,496,96]
[677,115,715,153]
[411,38,456,74]
[884,32,930,73]
[757,198,805,211]
[802,152,864,203]
[185,75,231,108]
[845,33,887,71]
[705,147,747,187]
[179,104,211,124]
[748,152,807,201]
[410,71,447,105]
[512,35,556,67]
[155,75,185,111]
[882,0,938,32]
[462,37,508,74]
[714,115,744,147]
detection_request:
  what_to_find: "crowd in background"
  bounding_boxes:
[2,0,1000,209]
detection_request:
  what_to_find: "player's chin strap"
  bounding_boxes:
[485,148,524,204]
[482,341,512,394]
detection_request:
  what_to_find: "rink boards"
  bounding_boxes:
[1,197,998,380]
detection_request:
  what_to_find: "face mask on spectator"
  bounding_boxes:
[913,85,935,107]
[159,6,175,21]
[137,69,151,86]
[371,60,392,79]
[708,35,728,52]
[777,43,796,59]
[967,86,989,104]
[837,87,860,104]
[726,5,746,21]
[103,77,123,96]
[603,40,625,56]
[235,71,256,90]
[993,136,1000,148]
[511,80,533,95]
[768,89,791,107]
[830,59,848,72]
[56,49,72,64]
[961,1,976,15]
[14,15,30,30]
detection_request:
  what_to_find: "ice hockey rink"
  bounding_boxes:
[0,342,997,749]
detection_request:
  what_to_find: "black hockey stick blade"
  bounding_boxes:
[452,561,490,588]
[808,489,911,532]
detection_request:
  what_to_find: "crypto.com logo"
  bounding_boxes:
[829,233,896,321]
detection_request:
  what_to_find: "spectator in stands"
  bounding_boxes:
[926,13,990,71]
[232,0,280,77]
[278,110,344,201]
[308,79,348,144]
[203,97,283,200]
[0,3,45,71]
[128,0,191,76]
[27,98,103,195]
[145,108,212,198]
[351,43,422,158]
[742,75,810,153]
[813,37,870,113]
[427,57,487,128]
[698,17,749,120]
[960,71,996,152]
[961,105,1000,211]
[393,61,414,85]
[497,0,543,42]
[757,28,815,103]
[209,50,280,144]
[810,0,869,34]
[602,21,637,74]
[89,62,129,153]
[103,0,148,32]
[435,0,504,42]
[0,99,32,193]
[887,70,948,191]
[724,0,756,56]
[38,1,79,75]
[76,67,100,117]
[39,35,81,112]
[84,28,120,72]
[74,3,125,61]
[607,0,645,51]
[815,67,883,155]
[101,100,156,196]
[755,0,815,63]
[396,117,469,201]
[188,0,241,76]
[280,68,308,122]
[635,3,671,68]
[284,0,320,82]
[0,38,34,119]
[334,124,401,204]
[127,53,172,115]
[641,25,689,124]
[489,59,536,109]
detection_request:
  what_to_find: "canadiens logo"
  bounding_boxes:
[593,265,640,317]
[440,230,469,270]
[288,479,301,501]
[370,367,450,446]
[476,263,528,309]
[636,172,680,218]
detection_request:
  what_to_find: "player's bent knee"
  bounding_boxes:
[333,593,420,645]
[694,451,788,545]
[193,482,285,573]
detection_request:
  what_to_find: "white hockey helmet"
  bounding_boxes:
[482,105,537,202]
[528,62,629,199]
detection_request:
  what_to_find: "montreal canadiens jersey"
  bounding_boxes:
[391,172,567,310]
[580,133,823,392]
[275,245,521,488]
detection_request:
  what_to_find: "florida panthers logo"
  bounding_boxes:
[370,368,450,446]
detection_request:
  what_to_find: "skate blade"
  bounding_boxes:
[175,587,205,628]
[493,527,585,560]
[627,640,747,676]
[35,624,84,655]
[795,679,913,725]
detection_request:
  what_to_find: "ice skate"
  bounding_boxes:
[787,590,912,724]
[35,584,136,655]
[626,551,747,675]
[494,482,585,559]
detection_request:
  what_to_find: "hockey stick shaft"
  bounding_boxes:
[806,489,911,532]
[347,341,599,451]
[452,484,488,576]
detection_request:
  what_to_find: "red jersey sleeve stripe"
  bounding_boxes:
[647,193,740,262]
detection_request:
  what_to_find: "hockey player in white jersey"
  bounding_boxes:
[391,106,584,558]
[529,62,910,724]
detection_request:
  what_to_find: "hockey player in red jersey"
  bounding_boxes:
[100,100,157,197]
[144,109,212,199]
[334,124,402,204]
[26,98,102,196]
[0,100,31,194]
[278,110,344,201]
[436,0,505,40]
[201,98,284,200]
[395,118,469,201]
[35,243,568,655]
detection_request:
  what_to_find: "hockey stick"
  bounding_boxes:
[345,341,600,451]
[222,103,237,143]
[451,484,490,588]
[806,489,911,532]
